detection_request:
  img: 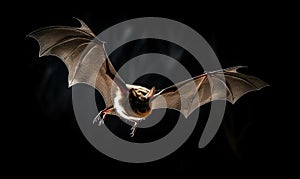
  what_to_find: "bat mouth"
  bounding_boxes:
[137,107,149,114]
[135,107,152,117]
[131,103,151,114]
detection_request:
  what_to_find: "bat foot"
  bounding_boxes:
[130,122,139,137]
[93,106,114,126]
[130,130,135,137]
[93,110,106,126]
[98,119,105,126]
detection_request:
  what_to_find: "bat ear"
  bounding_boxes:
[131,89,137,97]
[146,87,155,98]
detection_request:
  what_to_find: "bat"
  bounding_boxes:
[28,18,269,137]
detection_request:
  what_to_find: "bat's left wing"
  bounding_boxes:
[28,18,127,108]
[150,66,269,118]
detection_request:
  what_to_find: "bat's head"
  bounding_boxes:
[129,87,155,114]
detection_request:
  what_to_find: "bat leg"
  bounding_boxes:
[130,121,140,137]
[93,106,114,126]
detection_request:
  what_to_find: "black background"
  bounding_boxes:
[4,1,296,176]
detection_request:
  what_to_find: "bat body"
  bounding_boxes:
[28,18,269,136]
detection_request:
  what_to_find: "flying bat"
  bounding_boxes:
[28,18,269,137]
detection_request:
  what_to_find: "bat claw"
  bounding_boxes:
[92,115,99,124]
[130,131,135,137]
[93,110,106,126]
[130,127,136,137]
[98,119,105,126]
[130,122,139,137]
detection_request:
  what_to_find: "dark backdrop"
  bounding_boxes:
[5,2,293,176]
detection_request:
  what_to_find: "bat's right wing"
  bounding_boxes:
[151,66,269,118]
[28,18,127,108]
